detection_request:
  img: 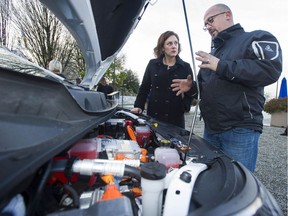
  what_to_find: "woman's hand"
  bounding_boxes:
[131,107,142,114]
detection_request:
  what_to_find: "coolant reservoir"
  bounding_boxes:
[154,144,180,170]
[68,138,100,159]
[135,125,150,147]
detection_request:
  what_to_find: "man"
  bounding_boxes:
[97,77,114,99]
[171,4,282,172]
[48,59,66,78]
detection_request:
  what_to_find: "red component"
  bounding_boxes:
[68,138,99,159]
[135,126,150,147]
[125,120,133,127]
[49,139,99,186]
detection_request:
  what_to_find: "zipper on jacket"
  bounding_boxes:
[243,92,253,119]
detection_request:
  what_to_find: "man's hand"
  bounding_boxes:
[196,51,219,71]
[171,75,193,96]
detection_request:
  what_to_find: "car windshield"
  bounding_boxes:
[0,46,66,83]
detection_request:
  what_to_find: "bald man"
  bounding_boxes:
[171,4,282,172]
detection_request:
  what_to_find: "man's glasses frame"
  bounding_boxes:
[203,11,227,31]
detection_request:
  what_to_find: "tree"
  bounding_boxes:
[9,0,84,80]
[0,0,11,46]
[104,54,140,94]
[105,54,125,84]
[123,69,140,95]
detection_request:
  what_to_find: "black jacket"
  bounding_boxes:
[134,55,193,128]
[97,83,114,99]
[198,24,282,133]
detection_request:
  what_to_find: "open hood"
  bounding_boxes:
[40,0,148,88]
[0,0,149,205]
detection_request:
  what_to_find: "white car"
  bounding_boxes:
[0,0,283,215]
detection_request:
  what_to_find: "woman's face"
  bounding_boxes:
[163,35,179,58]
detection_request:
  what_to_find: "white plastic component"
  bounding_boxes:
[72,159,140,176]
[102,138,141,160]
[115,110,146,124]
[154,147,180,169]
[163,162,208,216]
[164,169,179,189]
[141,177,165,216]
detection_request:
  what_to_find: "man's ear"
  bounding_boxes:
[225,11,232,20]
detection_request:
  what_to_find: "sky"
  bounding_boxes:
[119,0,287,99]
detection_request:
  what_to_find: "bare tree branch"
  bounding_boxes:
[0,0,11,46]
[8,0,84,80]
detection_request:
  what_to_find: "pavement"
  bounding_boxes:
[184,112,288,215]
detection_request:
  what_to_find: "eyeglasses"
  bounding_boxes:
[203,11,226,31]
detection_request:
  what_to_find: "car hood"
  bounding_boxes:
[0,0,149,202]
[40,0,148,88]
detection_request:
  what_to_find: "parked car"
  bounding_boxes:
[0,0,283,215]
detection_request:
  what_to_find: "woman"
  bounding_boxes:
[131,31,195,128]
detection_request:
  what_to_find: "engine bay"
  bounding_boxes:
[1,109,259,216]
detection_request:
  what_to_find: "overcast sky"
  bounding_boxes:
[120,0,287,99]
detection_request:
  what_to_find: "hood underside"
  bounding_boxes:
[0,0,148,203]
[40,0,147,88]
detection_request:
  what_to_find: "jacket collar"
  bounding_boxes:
[212,23,244,49]
[157,55,185,67]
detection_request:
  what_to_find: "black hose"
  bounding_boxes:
[26,160,53,216]
[124,165,141,181]
[63,184,80,208]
